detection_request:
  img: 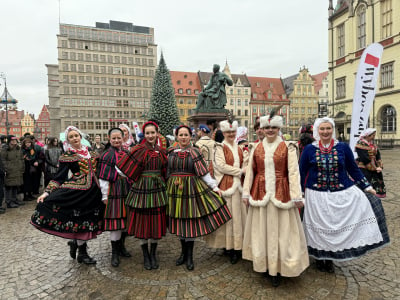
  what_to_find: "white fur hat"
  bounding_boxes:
[220,120,238,132]
[260,115,283,128]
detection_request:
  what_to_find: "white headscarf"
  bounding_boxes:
[119,124,134,149]
[360,128,376,139]
[63,126,90,158]
[312,117,337,142]
[235,126,248,144]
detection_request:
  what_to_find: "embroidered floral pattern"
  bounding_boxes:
[314,146,344,191]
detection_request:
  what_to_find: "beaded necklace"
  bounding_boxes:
[318,139,334,154]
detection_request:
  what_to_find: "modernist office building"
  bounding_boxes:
[47,20,157,141]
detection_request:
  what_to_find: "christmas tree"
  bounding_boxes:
[148,52,180,136]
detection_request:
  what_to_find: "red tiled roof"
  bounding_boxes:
[247,76,287,102]
[311,71,329,94]
[170,71,201,96]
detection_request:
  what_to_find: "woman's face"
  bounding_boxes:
[177,128,191,147]
[109,131,123,148]
[144,125,157,145]
[25,142,32,148]
[67,130,82,149]
[120,127,129,141]
[365,132,376,142]
[318,122,333,142]
[223,130,237,144]
[263,126,279,142]
[53,139,58,145]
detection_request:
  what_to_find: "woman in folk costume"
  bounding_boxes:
[242,113,309,287]
[355,128,386,198]
[119,124,135,151]
[98,128,132,267]
[194,124,215,177]
[167,125,232,271]
[204,120,248,264]
[117,121,167,270]
[299,118,389,273]
[31,126,105,265]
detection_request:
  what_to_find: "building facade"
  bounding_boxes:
[21,113,35,137]
[328,0,399,144]
[312,71,330,118]
[248,76,290,141]
[170,71,200,124]
[48,20,157,141]
[35,105,51,141]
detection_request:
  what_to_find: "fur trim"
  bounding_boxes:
[218,141,243,196]
[220,120,238,132]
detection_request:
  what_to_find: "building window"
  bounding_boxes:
[230,99,234,106]
[237,110,241,116]
[337,23,345,58]
[381,0,392,39]
[381,62,394,89]
[357,5,366,49]
[186,89,191,95]
[336,77,346,99]
[381,105,396,132]
[178,88,183,94]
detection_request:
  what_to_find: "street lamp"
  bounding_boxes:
[0,72,9,137]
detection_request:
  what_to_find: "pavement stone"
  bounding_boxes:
[1,149,399,299]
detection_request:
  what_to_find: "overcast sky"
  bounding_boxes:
[0,0,333,116]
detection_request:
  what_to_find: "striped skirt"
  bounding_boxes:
[103,177,130,231]
[125,171,167,239]
[167,174,232,238]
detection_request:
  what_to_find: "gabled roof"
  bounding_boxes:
[247,76,287,102]
[311,71,329,94]
[198,72,251,88]
[170,71,201,96]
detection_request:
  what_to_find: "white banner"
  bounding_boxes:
[132,122,141,142]
[350,43,383,157]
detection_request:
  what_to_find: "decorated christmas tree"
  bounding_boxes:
[148,52,180,136]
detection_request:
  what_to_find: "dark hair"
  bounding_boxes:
[175,125,192,136]
[148,118,159,126]
[298,132,314,155]
[206,119,217,126]
[253,121,260,131]
[48,137,60,149]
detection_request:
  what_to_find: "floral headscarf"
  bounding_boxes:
[119,124,134,150]
[360,128,377,139]
[63,126,89,158]
[235,126,248,144]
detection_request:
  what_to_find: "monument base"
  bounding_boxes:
[187,109,229,129]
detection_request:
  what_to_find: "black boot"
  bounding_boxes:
[186,241,194,271]
[324,260,335,273]
[111,241,120,267]
[176,239,186,266]
[67,240,78,259]
[119,232,132,257]
[141,243,151,270]
[316,259,325,272]
[230,250,240,264]
[270,274,281,287]
[150,243,159,269]
[77,243,96,265]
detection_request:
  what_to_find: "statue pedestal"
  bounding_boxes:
[187,109,229,128]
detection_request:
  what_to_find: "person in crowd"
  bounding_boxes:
[117,121,167,270]
[207,119,224,143]
[31,126,105,265]
[299,117,389,274]
[21,136,43,200]
[92,135,105,155]
[205,120,248,264]
[194,124,215,177]
[298,124,314,157]
[44,137,62,187]
[166,125,231,271]
[0,150,4,213]
[1,137,25,209]
[242,113,309,287]
[119,124,136,151]
[98,128,132,267]
[235,126,249,153]
[253,117,264,143]
[147,119,170,150]
[355,128,386,198]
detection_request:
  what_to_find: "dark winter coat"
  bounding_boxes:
[0,145,24,186]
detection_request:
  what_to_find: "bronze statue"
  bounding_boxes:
[195,64,233,110]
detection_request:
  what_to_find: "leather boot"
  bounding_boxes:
[111,241,120,267]
[230,250,240,264]
[150,243,159,269]
[316,259,325,272]
[175,239,186,266]
[324,260,335,273]
[119,232,132,257]
[185,241,194,271]
[270,274,281,287]
[141,243,151,270]
[67,240,78,259]
[77,243,96,265]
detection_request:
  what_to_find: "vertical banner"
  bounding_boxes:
[132,122,141,142]
[350,43,383,157]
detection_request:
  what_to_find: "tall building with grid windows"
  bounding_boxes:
[47,20,157,141]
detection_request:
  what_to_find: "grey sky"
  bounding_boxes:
[0,0,332,116]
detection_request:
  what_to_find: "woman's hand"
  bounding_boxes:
[37,193,48,203]
[242,198,249,207]
[102,199,108,205]
[376,167,382,173]
[294,201,304,208]
[215,190,222,197]
[33,162,39,167]
[367,188,377,195]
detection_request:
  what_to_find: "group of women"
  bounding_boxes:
[30,115,390,288]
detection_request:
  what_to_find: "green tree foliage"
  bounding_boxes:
[148,53,180,136]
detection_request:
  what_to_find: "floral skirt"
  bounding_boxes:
[30,183,104,240]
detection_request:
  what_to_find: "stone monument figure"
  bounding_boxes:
[195,64,233,110]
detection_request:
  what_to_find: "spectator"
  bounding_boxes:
[44,137,62,186]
